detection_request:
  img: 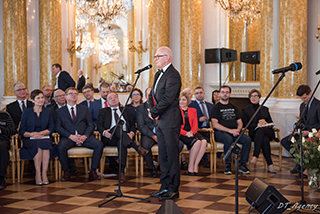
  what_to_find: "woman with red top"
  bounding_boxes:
[179,92,207,175]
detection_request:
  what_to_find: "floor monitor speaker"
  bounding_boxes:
[246,177,289,214]
[156,199,185,214]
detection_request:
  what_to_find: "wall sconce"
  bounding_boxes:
[66,31,82,67]
[93,63,102,74]
[316,15,320,42]
[128,40,148,67]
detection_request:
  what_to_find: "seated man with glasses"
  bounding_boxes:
[6,82,34,130]
[42,85,56,108]
[210,85,251,175]
[80,84,96,108]
[56,87,103,181]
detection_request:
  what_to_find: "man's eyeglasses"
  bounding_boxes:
[250,95,259,98]
[44,89,53,92]
[220,91,230,94]
[15,88,26,92]
[55,95,65,98]
[132,94,140,97]
[153,55,167,60]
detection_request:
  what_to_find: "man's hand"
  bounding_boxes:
[229,129,240,137]
[151,135,158,142]
[302,130,309,137]
[69,134,79,143]
[127,132,134,139]
[199,116,208,122]
[104,129,111,138]
[79,135,87,143]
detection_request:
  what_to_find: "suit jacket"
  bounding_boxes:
[180,107,198,136]
[56,104,93,139]
[58,71,75,91]
[6,100,34,129]
[45,99,56,108]
[77,75,85,92]
[89,98,103,127]
[242,103,273,137]
[189,100,213,128]
[299,98,320,131]
[80,99,97,108]
[19,107,55,141]
[148,64,182,129]
[97,106,136,144]
[136,102,156,139]
[0,111,16,141]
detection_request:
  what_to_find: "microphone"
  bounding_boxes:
[134,64,152,74]
[316,70,320,75]
[272,62,302,74]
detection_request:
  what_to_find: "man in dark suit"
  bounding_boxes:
[80,84,96,108]
[89,82,111,127]
[97,92,148,183]
[42,85,56,108]
[148,47,182,200]
[6,82,34,129]
[189,87,214,129]
[77,70,86,93]
[52,63,75,91]
[0,111,16,190]
[56,87,103,181]
[281,85,320,176]
[50,89,66,125]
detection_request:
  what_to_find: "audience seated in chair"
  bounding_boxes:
[19,89,56,185]
[79,83,96,108]
[127,88,143,125]
[0,111,16,190]
[97,92,148,183]
[56,87,103,181]
[42,85,55,108]
[179,92,207,176]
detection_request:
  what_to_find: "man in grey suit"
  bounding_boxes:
[56,87,103,181]
[149,47,182,200]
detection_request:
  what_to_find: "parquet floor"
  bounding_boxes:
[1,155,320,214]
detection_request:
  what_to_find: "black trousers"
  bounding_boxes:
[281,134,300,155]
[103,126,138,173]
[57,136,103,172]
[252,128,275,166]
[141,135,157,170]
[157,126,180,193]
[0,140,10,178]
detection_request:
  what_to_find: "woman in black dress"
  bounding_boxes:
[242,89,276,173]
[127,88,143,125]
[19,89,55,185]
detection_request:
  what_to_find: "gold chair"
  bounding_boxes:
[53,133,93,179]
[96,131,139,178]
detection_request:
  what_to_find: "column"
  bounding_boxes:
[3,0,27,96]
[278,0,307,98]
[39,0,62,89]
[83,56,92,84]
[127,7,135,84]
[260,0,277,97]
[180,0,202,90]
[148,0,170,86]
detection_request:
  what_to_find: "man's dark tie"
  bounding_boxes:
[200,102,209,126]
[71,107,76,123]
[22,101,26,111]
[113,108,119,123]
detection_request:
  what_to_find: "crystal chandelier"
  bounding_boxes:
[99,27,120,65]
[75,0,125,31]
[214,0,261,25]
[76,30,96,59]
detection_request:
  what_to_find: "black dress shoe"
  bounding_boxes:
[290,164,301,174]
[150,189,168,197]
[150,168,157,178]
[185,171,194,176]
[298,173,308,179]
[0,179,6,190]
[159,191,179,201]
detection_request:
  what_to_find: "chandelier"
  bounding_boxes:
[99,27,120,65]
[214,0,261,25]
[75,0,125,31]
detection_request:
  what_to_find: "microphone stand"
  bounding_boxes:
[98,71,151,208]
[288,74,320,213]
[223,71,287,214]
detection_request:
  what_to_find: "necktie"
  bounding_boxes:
[71,107,76,123]
[22,101,26,111]
[113,108,119,123]
[89,100,92,107]
[200,102,209,126]
[104,101,108,108]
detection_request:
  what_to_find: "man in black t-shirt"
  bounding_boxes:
[210,85,251,175]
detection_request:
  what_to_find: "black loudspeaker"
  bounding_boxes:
[205,48,237,63]
[240,51,260,64]
[156,199,185,214]
[246,177,289,214]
